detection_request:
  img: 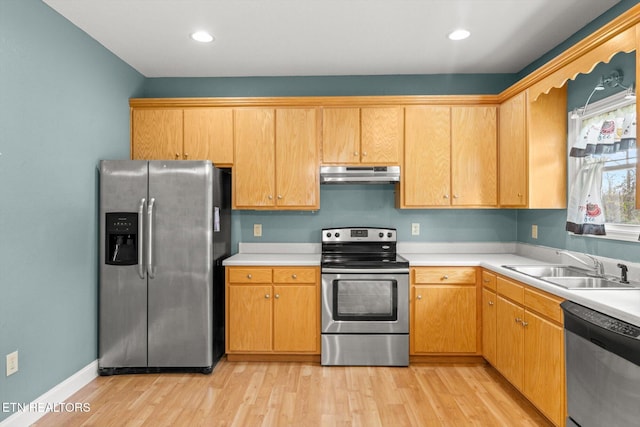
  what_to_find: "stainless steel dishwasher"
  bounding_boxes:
[561,301,640,427]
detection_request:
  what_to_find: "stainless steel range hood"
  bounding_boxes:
[320,166,400,184]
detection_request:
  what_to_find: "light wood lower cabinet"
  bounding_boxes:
[226,266,320,356]
[411,267,480,355]
[493,275,565,426]
[481,270,498,366]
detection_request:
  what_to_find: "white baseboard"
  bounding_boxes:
[0,360,98,427]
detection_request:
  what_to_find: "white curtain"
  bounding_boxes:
[566,158,606,235]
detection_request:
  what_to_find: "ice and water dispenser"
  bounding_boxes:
[105,212,138,265]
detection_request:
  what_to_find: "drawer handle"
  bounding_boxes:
[441,275,449,280]
[292,274,297,279]
[247,274,252,279]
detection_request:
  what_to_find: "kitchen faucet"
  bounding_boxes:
[556,250,605,276]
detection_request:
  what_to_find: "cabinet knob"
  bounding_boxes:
[292,274,297,279]
[521,321,529,327]
[184,153,189,159]
[362,152,367,157]
[277,195,283,199]
[175,153,180,160]
[247,274,252,279]
[441,275,449,280]
[517,193,523,197]
[488,301,494,306]
[268,195,273,200]
[515,317,522,324]
[265,294,270,299]
[453,194,459,199]
[483,279,490,283]
[443,194,449,199]
[275,294,280,299]
[354,152,359,156]
[417,295,422,300]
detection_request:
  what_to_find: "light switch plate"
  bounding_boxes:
[531,224,538,239]
[411,223,420,236]
[6,351,18,376]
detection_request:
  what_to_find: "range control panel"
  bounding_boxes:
[322,227,397,243]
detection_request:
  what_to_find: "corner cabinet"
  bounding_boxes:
[498,86,567,208]
[492,275,566,426]
[130,107,234,166]
[322,107,403,165]
[401,105,497,207]
[233,108,320,210]
[411,267,480,356]
[226,266,320,360]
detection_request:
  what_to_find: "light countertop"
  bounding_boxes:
[223,244,640,326]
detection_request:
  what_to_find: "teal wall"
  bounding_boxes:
[0,0,144,421]
[0,0,638,421]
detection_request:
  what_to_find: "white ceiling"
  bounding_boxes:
[42,0,620,78]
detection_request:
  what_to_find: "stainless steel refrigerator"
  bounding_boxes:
[98,160,230,375]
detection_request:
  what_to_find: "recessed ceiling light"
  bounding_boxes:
[191,31,214,43]
[448,29,471,41]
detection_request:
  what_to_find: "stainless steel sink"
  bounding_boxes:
[541,276,639,289]
[503,265,594,278]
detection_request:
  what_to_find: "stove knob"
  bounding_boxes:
[387,232,393,238]
[335,232,340,238]
[326,232,332,238]
[379,232,384,238]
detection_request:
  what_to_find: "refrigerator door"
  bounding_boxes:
[147,161,213,368]
[99,160,149,369]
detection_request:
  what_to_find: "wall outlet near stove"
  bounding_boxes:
[411,223,420,236]
[6,351,18,376]
[253,224,262,237]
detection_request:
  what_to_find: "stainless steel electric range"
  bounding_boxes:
[320,227,409,366]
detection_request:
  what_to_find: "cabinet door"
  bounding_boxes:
[451,106,497,206]
[322,108,360,164]
[275,108,319,209]
[233,108,275,208]
[131,109,183,160]
[412,285,477,353]
[361,107,403,164]
[227,285,272,352]
[273,285,318,352]
[404,106,451,206]
[524,310,564,426]
[183,108,234,165]
[499,93,527,206]
[496,295,524,390]
[482,287,497,365]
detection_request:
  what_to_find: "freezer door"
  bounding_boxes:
[99,160,149,369]
[147,161,213,367]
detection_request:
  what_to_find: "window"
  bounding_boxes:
[567,91,638,242]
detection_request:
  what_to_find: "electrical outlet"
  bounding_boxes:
[531,224,538,239]
[6,351,18,376]
[253,224,262,237]
[411,223,420,236]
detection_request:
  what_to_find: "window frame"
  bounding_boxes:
[567,90,638,242]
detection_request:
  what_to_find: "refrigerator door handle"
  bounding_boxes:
[138,198,146,279]
[147,197,155,279]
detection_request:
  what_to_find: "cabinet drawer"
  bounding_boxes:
[481,270,497,291]
[524,287,564,324]
[497,276,524,304]
[273,267,317,284]
[414,267,476,284]
[228,268,272,283]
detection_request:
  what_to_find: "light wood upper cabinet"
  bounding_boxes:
[498,86,567,208]
[183,108,234,166]
[451,106,498,206]
[401,105,497,207]
[233,107,319,210]
[131,108,234,166]
[233,108,276,208]
[322,107,403,165]
[131,109,183,160]
[403,106,451,207]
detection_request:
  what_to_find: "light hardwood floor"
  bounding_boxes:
[35,359,553,427]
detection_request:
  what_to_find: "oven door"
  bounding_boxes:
[321,271,409,334]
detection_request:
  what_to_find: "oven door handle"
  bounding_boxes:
[322,267,409,274]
